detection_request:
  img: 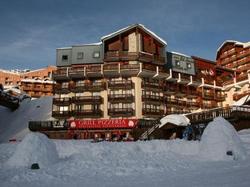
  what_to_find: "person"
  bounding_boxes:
[182,126,193,140]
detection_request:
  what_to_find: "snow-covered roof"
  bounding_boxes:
[159,114,190,128]
[0,69,20,75]
[101,23,167,46]
[56,47,72,50]
[21,79,54,84]
[170,51,192,58]
[233,95,250,106]
[72,42,102,47]
[217,40,250,53]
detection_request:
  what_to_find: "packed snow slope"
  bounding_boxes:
[1,118,250,187]
[0,96,53,143]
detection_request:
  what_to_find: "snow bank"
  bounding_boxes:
[199,117,247,161]
[0,96,53,143]
[6,132,59,168]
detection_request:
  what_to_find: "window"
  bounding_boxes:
[77,52,84,59]
[175,61,181,67]
[93,51,100,58]
[187,63,192,69]
[62,55,68,61]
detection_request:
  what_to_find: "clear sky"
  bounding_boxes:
[0,0,249,70]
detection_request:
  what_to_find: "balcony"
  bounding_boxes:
[187,101,200,108]
[22,85,33,91]
[103,63,120,77]
[68,66,85,79]
[52,111,71,118]
[104,51,139,62]
[142,108,164,117]
[52,68,70,81]
[142,94,164,104]
[215,94,226,101]
[54,85,71,94]
[108,94,134,103]
[187,90,198,98]
[120,63,140,77]
[33,86,43,92]
[108,108,135,117]
[108,80,134,89]
[53,97,71,105]
[141,81,161,91]
[137,63,157,78]
[72,109,103,118]
[164,98,178,105]
[202,92,214,100]
[86,65,103,78]
[71,96,103,104]
[71,82,106,93]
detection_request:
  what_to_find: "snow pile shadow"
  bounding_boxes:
[6,132,59,168]
[199,117,247,161]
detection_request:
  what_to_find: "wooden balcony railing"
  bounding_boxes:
[71,96,103,104]
[52,111,71,118]
[108,80,134,89]
[108,108,135,117]
[71,109,103,118]
[142,95,164,103]
[108,94,134,103]
[104,51,165,64]
[53,97,71,105]
[71,82,106,92]
[142,108,164,116]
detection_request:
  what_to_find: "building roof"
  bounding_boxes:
[57,42,102,50]
[217,40,250,53]
[101,23,167,46]
[170,51,192,58]
[191,56,215,64]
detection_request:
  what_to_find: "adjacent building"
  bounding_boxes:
[0,66,56,97]
[216,40,250,104]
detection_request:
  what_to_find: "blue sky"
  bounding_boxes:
[0,0,249,70]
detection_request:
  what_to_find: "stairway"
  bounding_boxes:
[139,122,161,140]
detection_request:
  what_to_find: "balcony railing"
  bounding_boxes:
[52,68,69,80]
[71,82,106,92]
[108,94,134,103]
[52,111,71,118]
[54,85,71,94]
[53,97,71,105]
[142,95,164,103]
[104,51,165,64]
[71,96,103,104]
[108,108,135,117]
[142,108,164,116]
[68,67,85,79]
[108,80,134,89]
[72,109,103,118]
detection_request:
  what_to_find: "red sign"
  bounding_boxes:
[69,119,138,129]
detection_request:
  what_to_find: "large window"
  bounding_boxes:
[77,52,84,59]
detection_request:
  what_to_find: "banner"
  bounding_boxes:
[69,119,138,129]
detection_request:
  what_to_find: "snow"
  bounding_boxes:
[5,133,59,169]
[101,23,167,45]
[233,95,250,106]
[200,117,247,161]
[0,96,53,143]
[1,96,250,186]
[159,114,190,128]
[217,40,250,52]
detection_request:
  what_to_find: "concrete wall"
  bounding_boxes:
[56,45,103,67]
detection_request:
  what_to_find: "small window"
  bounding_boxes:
[176,61,181,67]
[77,52,84,59]
[93,51,100,58]
[62,55,68,61]
[187,63,192,69]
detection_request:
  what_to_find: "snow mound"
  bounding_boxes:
[6,132,59,168]
[200,117,247,161]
